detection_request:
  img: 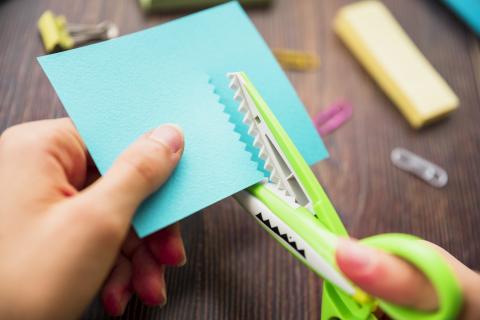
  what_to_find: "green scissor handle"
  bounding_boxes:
[360,233,463,320]
[233,73,463,320]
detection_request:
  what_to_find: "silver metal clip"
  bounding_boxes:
[391,148,448,188]
[68,21,119,45]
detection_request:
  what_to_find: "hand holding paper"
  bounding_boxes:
[38,2,327,237]
[0,119,186,318]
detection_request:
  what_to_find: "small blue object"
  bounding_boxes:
[38,1,327,237]
[441,0,480,36]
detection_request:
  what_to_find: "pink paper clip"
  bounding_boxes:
[314,101,353,136]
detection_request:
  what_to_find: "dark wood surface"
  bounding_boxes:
[1,0,479,319]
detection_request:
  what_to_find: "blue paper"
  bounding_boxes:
[38,1,328,237]
[441,0,480,36]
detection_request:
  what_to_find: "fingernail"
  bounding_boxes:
[177,242,187,267]
[339,240,373,271]
[150,124,183,153]
[160,297,168,308]
[177,255,187,267]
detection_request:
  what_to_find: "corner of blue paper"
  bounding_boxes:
[38,1,328,237]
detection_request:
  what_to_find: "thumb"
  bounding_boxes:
[335,239,438,311]
[82,124,184,222]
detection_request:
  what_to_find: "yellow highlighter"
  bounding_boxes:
[334,0,459,128]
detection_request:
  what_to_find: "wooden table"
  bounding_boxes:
[1,0,479,319]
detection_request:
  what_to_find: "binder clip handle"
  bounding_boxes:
[38,10,118,53]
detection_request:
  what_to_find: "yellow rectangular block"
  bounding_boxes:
[334,0,459,128]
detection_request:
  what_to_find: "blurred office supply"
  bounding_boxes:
[391,148,448,188]
[314,101,353,136]
[334,1,459,129]
[38,10,118,53]
[273,49,320,71]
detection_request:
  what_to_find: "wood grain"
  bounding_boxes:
[1,0,479,319]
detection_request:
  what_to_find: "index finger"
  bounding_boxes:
[0,118,88,190]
